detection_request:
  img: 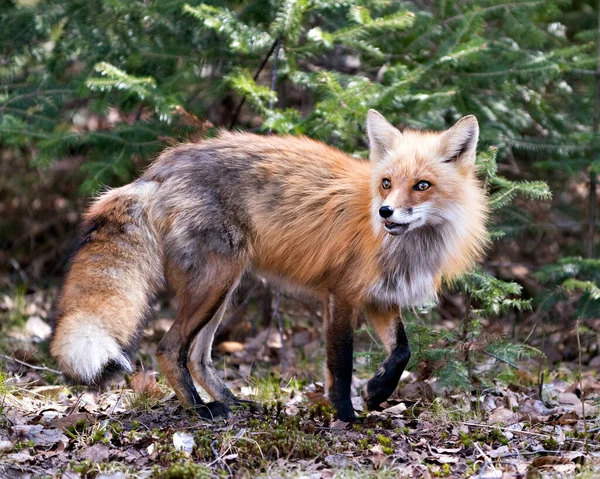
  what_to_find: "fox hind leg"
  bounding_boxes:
[157,255,246,420]
[361,306,411,411]
[187,301,239,405]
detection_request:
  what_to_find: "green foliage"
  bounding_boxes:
[536,258,600,319]
[463,271,531,316]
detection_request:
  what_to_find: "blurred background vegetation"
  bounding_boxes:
[1,0,599,389]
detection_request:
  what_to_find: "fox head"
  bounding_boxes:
[367,109,480,236]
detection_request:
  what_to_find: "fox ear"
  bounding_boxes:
[366,109,402,163]
[440,115,479,166]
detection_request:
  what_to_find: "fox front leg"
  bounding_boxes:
[324,296,358,422]
[362,307,411,411]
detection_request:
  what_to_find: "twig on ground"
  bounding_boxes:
[208,439,233,475]
[500,450,570,458]
[110,388,126,417]
[0,354,62,375]
[67,392,84,416]
[474,442,494,479]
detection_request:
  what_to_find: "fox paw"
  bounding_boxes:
[361,376,397,411]
[333,402,357,422]
[195,401,231,421]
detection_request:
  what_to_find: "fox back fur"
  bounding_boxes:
[51,110,488,421]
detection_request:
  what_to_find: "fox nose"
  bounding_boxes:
[379,205,394,219]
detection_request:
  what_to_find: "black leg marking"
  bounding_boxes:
[362,321,410,411]
[326,299,357,422]
[177,346,207,406]
[176,345,232,421]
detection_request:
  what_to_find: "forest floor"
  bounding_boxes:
[1,288,600,479]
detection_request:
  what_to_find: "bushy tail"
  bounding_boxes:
[51,180,164,384]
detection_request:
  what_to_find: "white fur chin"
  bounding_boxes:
[59,322,132,383]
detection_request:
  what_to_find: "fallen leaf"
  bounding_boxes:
[51,412,95,430]
[5,452,31,463]
[382,403,407,416]
[173,431,195,453]
[11,425,68,447]
[519,399,556,423]
[25,316,52,340]
[431,446,462,454]
[331,419,351,429]
[217,341,245,354]
[398,382,434,402]
[325,454,348,468]
[426,454,459,464]
[351,396,364,412]
[80,443,110,462]
[531,456,572,467]
[488,407,518,425]
[557,392,581,406]
[370,444,384,455]
[488,445,509,458]
[478,469,502,479]
[556,411,579,425]
[0,440,13,452]
[130,371,162,399]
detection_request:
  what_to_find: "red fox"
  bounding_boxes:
[50,110,488,421]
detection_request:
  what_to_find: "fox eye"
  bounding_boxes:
[414,180,431,191]
[381,178,392,189]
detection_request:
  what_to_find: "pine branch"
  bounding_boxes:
[229,39,280,130]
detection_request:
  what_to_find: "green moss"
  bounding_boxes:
[358,438,370,450]
[155,462,213,479]
[491,428,509,446]
[459,431,473,448]
[128,391,164,413]
[70,460,95,476]
[0,369,12,397]
[110,422,123,435]
[234,412,330,468]
[13,440,34,451]
[543,437,559,450]
[307,400,334,425]
[377,434,392,448]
